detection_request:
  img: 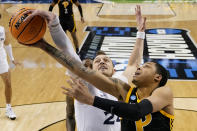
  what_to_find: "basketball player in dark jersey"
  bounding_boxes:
[65,62,174,131]
[49,0,84,53]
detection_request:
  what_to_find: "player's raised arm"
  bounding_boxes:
[49,0,58,12]
[73,0,84,23]
[26,39,129,99]
[123,5,146,84]
[24,10,81,63]
[48,15,81,62]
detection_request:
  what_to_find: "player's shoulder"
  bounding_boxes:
[153,86,173,98]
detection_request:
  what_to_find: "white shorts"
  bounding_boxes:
[0,49,9,74]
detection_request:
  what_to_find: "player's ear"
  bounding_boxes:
[154,74,162,83]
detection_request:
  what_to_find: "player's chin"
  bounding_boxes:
[132,76,139,82]
[98,69,109,76]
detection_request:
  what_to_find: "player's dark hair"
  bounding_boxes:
[153,62,169,87]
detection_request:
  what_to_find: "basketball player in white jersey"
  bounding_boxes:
[23,5,145,130]
[48,16,126,131]
[0,14,19,120]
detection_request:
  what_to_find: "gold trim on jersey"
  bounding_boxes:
[136,91,141,103]
[160,110,174,131]
[125,87,133,103]
[160,110,174,119]
[71,0,73,4]
[72,15,76,32]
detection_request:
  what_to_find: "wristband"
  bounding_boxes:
[136,31,145,39]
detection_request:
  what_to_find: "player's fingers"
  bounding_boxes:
[23,10,35,22]
[78,80,86,89]
[23,9,34,14]
[70,76,78,82]
[66,79,75,88]
[63,91,73,98]
[61,86,76,96]
[61,86,71,92]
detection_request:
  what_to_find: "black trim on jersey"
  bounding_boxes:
[93,96,153,121]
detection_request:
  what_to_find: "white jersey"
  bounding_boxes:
[0,26,5,49]
[0,26,9,74]
[75,73,128,131]
[48,16,129,131]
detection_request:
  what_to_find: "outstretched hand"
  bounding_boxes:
[62,77,94,105]
[24,9,56,25]
[12,60,21,66]
[135,5,146,32]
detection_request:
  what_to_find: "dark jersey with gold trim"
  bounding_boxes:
[121,87,174,131]
[52,0,77,18]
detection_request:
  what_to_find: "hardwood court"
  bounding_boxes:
[0,2,197,131]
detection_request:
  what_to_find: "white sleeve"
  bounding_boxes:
[48,15,81,76]
[0,26,5,41]
[48,15,81,63]
[4,44,14,61]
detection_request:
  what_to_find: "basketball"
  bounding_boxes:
[9,8,46,44]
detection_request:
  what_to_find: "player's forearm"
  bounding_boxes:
[66,96,75,131]
[66,118,75,131]
[93,96,153,121]
[49,2,56,12]
[128,36,144,67]
[36,40,120,98]
[48,15,81,62]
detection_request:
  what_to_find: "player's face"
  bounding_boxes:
[132,62,158,86]
[93,55,114,77]
[82,59,93,69]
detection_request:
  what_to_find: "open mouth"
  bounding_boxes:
[134,72,140,76]
[98,66,108,70]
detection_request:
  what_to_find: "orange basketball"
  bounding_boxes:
[9,8,46,44]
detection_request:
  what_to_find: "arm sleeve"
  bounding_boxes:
[48,15,81,63]
[93,96,153,121]
[48,15,81,76]
[4,44,14,61]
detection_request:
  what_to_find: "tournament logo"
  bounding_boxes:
[79,26,197,80]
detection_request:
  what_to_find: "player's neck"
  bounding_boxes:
[136,85,156,100]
